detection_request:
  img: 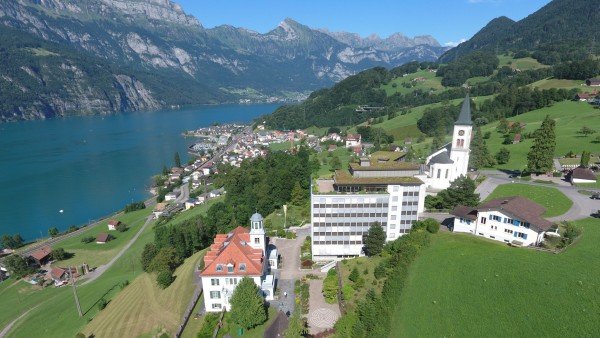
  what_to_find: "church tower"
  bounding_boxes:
[249,213,266,253]
[450,95,473,181]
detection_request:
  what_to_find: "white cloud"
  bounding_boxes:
[444,39,467,47]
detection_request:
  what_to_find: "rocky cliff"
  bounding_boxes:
[0,0,448,121]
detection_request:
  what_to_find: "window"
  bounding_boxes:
[515,232,528,240]
[392,196,398,202]
[391,206,398,211]
[239,263,246,272]
[212,303,222,309]
[445,169,449,179]
[504,229,513,234]
[491,215,502,222]
[391,215,397,220]
[210,291,221,299]
[437,169,441,179]
[227,264,234,273]
[393,186,399,192]
[480,217,487,224]
[254,237,260,244]
[216,264,223,272]
[211,278,219,286]
[491,225,498,230]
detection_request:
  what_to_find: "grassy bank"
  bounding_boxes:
[484,183,573,217]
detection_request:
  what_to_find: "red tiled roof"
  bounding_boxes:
[50,267,66,280]
[200,226,264,277]
[108,220,120,226]
[29,246,52,261]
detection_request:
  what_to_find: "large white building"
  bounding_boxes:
[450,196,555,246]
[199,213,276,312]
[311,157,425,261]
[420,95,473,191]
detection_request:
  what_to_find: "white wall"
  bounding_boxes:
[202,275,262,312]
[453,210,544,246]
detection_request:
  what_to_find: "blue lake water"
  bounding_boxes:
[0,104,280,241]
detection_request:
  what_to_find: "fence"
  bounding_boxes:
[335,262,346,315]
[174,287,204,338]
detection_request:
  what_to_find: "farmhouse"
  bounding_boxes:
[586,78,600,87]
[199,213,276,312]
[451,196,554,246]
[28,246,52,266]
[96,233,112,244]
[569,166,597,184]
[107,219,121,231]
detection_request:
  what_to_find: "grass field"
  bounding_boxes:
[381,70,444,96]
[264,204,310,230]
[83,249,206,337]
[52,208,152,268]
[313,147,354,179]
[498,55,548,71]
[481,101,600,170]
[484,183,573,217]
[269,141,293,151]
[392,218,600,337]
[529,78,599,93]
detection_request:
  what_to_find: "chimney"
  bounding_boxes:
[360,157,370,167]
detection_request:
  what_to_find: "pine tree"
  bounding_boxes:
[527,115,556,173]
[230,277,267,330]
[348,266,360,283]
[469,127,496,169]
[174,152,181,168]
[495,147,511,164]
[290,182,306,206]
[580,150,591,167]
[364,222,386,256]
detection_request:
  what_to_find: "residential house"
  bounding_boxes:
[513,134,522,144]
[185,199,197,210]
[209,188,224,198]
[165,190,180,202]
[328,144,337,152]
[50,267,78,286]
[107,220,121,231]
[345,134,362,148]
[451,196,554,246]
[28,246,52,266]
[199,213,275,312]
[153,202,167,218]
[96,233,112,244]
[569,166,597,184]
[575,92,595,101]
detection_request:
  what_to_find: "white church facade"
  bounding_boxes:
[419,95,473,191]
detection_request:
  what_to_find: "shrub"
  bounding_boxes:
[124,201,146,213]
[322,268,339,304]
[81,236,95,244]
[425,220,440,234]
[98,298,107,310]
[374,263,387,280]
[552,171,563,177]
[156,270,175,289]
[301,260,313,269]
[342,284,354,301]
[197,313,220,338]
[120,280,129,289]
[115,223,128,232]
[348,267,359,283]
[363,267,369,275]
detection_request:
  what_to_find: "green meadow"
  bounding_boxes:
[484,183,573,217]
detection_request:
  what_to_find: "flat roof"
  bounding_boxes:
[334,170,423,186]
[349,162,420,171]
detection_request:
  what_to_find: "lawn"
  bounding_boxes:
[529,78,598,93]
[51,208,152,268]
[481,101,600,170]
[313,147,354,179]
[264,204,310,230]
[180,294,206,338]
[83,249,207,337]
[392,218,600,337]
[217,306,277,338]
[269,141,293,152]
[381,70,444,96]
[484,183,573,217]
[498,54,548,71]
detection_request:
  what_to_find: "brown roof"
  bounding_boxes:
[450,205,478,221]
[346,134,361,141]
[200,226,264,277]
[479,196,554,231]
[50,267,66,280]
[571,167,597,181]
[29,246,52,261]
[108,220,120,226]
[96,233,111,243]
[334,170,423,186]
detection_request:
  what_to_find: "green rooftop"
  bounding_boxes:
[334,170,423,186]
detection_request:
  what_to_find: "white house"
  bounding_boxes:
[345,134,362,148]
[200,213,275,312]
[107,219,121,231]
[451,196,555,246]
[164,190,180,202]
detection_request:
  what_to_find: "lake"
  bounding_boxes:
[0,104,280,241]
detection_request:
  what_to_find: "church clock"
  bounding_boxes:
[458,130,465,136]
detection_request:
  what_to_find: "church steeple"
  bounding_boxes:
[455,94,473,126]
[249,213,266,252]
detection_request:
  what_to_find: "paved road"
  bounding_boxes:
[80,214,154,286]
[477,171,600,222]
[0,306,39,338]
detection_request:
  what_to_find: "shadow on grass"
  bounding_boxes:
[83,283,119,316]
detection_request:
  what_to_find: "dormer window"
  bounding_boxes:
[216,264,223,272]
[227,263,234,273]
[240,263,246,272]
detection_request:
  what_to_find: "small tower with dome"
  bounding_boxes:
[249,212,266,252]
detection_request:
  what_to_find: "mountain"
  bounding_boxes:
[0,1,447,122]
[321,30,441,50]
[440,0,600,62]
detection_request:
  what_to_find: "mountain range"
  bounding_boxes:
[0,0,446,122]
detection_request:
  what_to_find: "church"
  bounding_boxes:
[419,95,473,191]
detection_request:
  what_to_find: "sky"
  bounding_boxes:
[177,0,551,46]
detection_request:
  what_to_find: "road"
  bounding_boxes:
[79,214,154,286]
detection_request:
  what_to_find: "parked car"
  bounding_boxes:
[591,194,600,200]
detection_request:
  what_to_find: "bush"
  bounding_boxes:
[197,313,220,338]
[301,260,313,269]
[552,171,563,177]
[374,264,387,279]
[342,284,354,301]
[98,298,107,310]
[115,223,128,232]
[425,220,440,234]
[81,236,95,244]
[348,267,359,283]
[124,201,146,213]
[322,268,339,304]
[120,280,129,289]
[156,270,175,289]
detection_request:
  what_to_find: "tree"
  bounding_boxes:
[285,309,308,338]
[580,151,591,168]
[322,268,339,303]
[4,255,33,278]
[593,135,600,144]
[48,227,59,238]
[156,270,175,289]
[162,165,169,176]
[174,151,181,168]
[230,277,267,330]
[495,147,511,164]
[50,248,67,261]
[364,222,386,256]
[404,146,415,161]
[330,156,342,170]
[469,127,496,169]
[578,126,595,136]
[527,115,556,173]
[116,223,128,232]
[348,267,360,283]
[290,182,306,206]
[148,247,182,273]
[437,176,480,209]
[1,234,23,250]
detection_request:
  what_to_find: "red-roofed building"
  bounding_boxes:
[345,134,362,148]
[107,219,121,231]
[28,246,52,266]
[200,213,277,312]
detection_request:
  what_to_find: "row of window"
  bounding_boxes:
[215,263,246,273]
[210,278,239,286]
[482,215,531,228]
[313,240,363,245]
[401,201,419,206]
[313,232,369,237]
[313,203,388,209]
[402,191,420,196]
[313,213,388,218]
[313,222,388,227]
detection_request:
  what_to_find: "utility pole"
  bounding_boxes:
[69,266,83,317]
